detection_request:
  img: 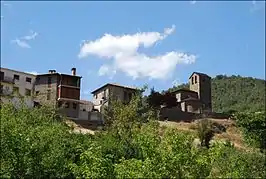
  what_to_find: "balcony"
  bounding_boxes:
[1,76,15,84]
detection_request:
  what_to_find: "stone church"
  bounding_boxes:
[172,72,212,114]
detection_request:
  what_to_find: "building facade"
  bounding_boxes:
[91,83,138,112]
[189,72,212,112]
[167,72,212,115]
[34,68,82,119]
[0,67,36,108]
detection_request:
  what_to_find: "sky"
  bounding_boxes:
[1,1,265,100]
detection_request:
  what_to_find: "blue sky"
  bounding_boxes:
[1,1,265,100]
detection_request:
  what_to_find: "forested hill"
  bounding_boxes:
[166,75,266,113]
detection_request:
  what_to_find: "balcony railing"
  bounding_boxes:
[1,76,15,84]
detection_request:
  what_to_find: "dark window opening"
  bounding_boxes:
[26,77,32,83]
[14,74,20,80]
[0,72,4,81]
[72,78,80,87]
[73,102,77,109]
[128,93,132,101]
[124,91,127,101]
[83,109,86,111]
[65,102,69,108]
[195,76,198,84]
[36,91,40,95]
[191,76,194,84]
[48,76,52,87]
[0,85,3,94]
[36,77,40,83]
[34,101,41,108]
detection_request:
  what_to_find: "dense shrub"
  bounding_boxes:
[1,96,265,178]
[233,111,266,150]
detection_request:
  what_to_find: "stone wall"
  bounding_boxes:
[159,107,199,122]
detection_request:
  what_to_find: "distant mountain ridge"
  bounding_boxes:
[166,75,266,113]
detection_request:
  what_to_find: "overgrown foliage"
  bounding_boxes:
[1,93,265,178]
[196,119,214,148]
[233,111,266,150]
[0,103,92,178]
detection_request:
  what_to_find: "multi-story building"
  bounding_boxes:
[91,83,138,112]
[0,67,36,107]
[34,68,82,119]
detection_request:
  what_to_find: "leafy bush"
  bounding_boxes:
[1,96,265,178]
[233,111,266,150]
[0,103,92,178]
[196,119,214,148]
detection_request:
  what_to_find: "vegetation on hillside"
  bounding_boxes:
[166,75,266,113]
[1,91,265,178]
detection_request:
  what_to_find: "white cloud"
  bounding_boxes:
[78,25,197,80]
[11,39,31,48]
[98,65,116,79]
[21,30,38,40]
[11,30,38,49]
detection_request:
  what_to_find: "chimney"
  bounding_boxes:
[48,70,56,74]
[71,68,76,76]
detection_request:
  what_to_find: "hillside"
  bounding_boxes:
[166,75,266,113]
[159,118,246,151]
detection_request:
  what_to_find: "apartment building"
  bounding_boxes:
[34,68,82,119]
[91,83,138,112]
[0,67,36,107]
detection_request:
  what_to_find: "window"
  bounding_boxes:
[48,77,52,87]
[195,76,198,84]
[26,77,32,83]
[100,100,103,104]
[36,77,40,83]
[65,102,69,108]
[73,102,77,109]
[0,72,4,81]
[128,93,132,101]
[191,76,194,84]
[25,89,31,96]
[83,109,86,111]
[13,87,19,94]
[14,74,20,81]
[124,91,127,101]
[0,85,3,94]
[95,94,98,99]
[72,78,80,87]
[47,90,51,100]
[35,91,40,95]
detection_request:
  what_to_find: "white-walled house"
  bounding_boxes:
[0,67,36,108]
[91,83,138,112]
